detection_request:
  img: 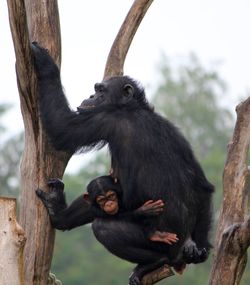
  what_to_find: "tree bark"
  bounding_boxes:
[0,197,26,285]
[208,97,250,285]
[7,0,69,284]
[141,264,174,285]
[104,0,154,79]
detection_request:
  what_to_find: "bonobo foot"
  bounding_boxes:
[150,231,179,245]
[36,178,67,217]
[129,274,140,285]
[183,238,208,264]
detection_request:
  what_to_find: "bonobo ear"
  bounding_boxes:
[123,84,134,98]
[83,193,90,203]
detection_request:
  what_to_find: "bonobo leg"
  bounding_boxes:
[183,192,212,264]
[36,178,94,230]
[92,219,170,285]
[192,192,213,250]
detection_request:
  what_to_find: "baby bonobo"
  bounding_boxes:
[85,176,179,245]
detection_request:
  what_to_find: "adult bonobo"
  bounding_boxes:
[32,42,214,284]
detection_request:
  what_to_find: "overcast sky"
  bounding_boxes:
[1,0,250,171]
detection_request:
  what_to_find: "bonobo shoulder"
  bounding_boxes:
[31,42,60,80]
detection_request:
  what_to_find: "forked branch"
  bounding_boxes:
[104,0,154,79]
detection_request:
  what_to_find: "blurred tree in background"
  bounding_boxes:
[1,54,249,284]
[153,54,233,210]
[0,105,23,197]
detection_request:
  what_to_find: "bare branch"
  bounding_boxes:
[141,264,174,285]
[240,215,250,247]
[103,0,154,79]
[209,96,250,285]
[215,97,250,250]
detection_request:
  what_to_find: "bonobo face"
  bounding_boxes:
[77,76,135,112]
[96,190,119,215]
[78,82,108,111]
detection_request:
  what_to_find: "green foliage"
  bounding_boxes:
[0,104,12,133]
[154,54,233,158]
[154,54,233,212]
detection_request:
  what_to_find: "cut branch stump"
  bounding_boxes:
[0,197,26,285]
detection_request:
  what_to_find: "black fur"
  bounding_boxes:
[86,175,164,221]
[36,178,94,230]
[32,42,214,284]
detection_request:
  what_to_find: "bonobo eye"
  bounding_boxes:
[96,191,117,206]
[123,84,134,98]
[96,196,106,206]
[106,192,117,201]
[94,83,106,93]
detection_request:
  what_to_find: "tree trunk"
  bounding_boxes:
[208,97,250,285]
[7,1,69,284]
[0,197,26,285]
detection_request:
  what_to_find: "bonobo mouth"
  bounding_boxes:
[77,105,95,112]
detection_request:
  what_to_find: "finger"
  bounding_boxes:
[148,208,163,214]
[168,239,178,243]
[145,200,164,207]
[151,206,164,214]
[48,177,63,184]
[166,236,179,243]
[151,200,165,207]
[47,179,57,186]
[143,200,154,206]
[166,233,179,239]
[48,177,58,181]
[152,199,164,204]
[160,232,176,237]
[153,204,164,210]
[154,199,164,205]
[36,189,47,200]
[147,203,164,210]
[169,237,179,242]
[150,208,164,215]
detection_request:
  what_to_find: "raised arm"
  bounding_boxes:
[31,42,110,153]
